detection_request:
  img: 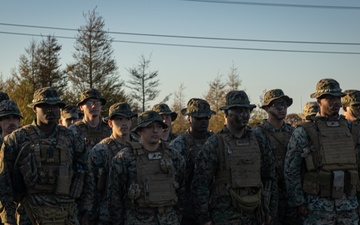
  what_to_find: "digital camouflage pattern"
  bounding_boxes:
[85,102,136,224]
[0,100,23,119]
[302,101,319,120]
[108,142,186,225]
[181,98,216,117]
[169,130,213,224]
[105,102,137,121]
[77,88,107,106]
[285,119,360,224]
[192,126,277,225]
[0,121,87,224]
[219,90,256,110]
[61,105,79,119]
[342,89,360,107]
[261,89,293,108]
[27,86,66,108]
[253,120,302,224]
[87,137,128,224]
[310,78,346,99]
[152,103,178,121]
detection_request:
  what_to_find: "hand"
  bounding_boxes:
[298,205,308,216]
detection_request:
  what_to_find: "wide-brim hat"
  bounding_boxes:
[27,87,65,108]
[105,102,137,121]
[61,105,79,119]
[341,89,360,107]
[77,88,107,106]
[310,78,346,99]
[181,98,216,117]
[261,89,293,108]
[152,103,177,121]
[0,100,23,119]
[219,90,256,110]
[131,110,168,133]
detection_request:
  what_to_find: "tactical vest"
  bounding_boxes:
[75,120,111,151]
[259,125,292,184]
[214,131,262,212]
[301,117,359,198]
[127,142,178,209]
[183,131,212,184]
[21,125,73,196]
[351,121,360,147]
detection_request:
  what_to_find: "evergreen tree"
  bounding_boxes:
[65,8,125,114]
[171,83,188,134]
[126,54,160,112]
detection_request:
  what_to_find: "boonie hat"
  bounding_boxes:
[341,89,360,107]
[0,100,23,119]
[302,101,319,119]
[261,89,293,108]
[105,102,137,121]
[181,98,216,117]
[27,87,65,108]
[152,103,177,121]
[61,105,79,119]
[219,90,256,110]
[310,78,345,99]
[77,88,106,106]
[131,110,168,132]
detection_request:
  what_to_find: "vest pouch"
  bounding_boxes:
[70,170,85,198]
[318,171,331,197]
[228,187,261,212]
[142,177,178,207]
[304,152,317,171]
[303,172,319,195]
[332,171,344,199]
[345,170,358,197]
[56,164,71,196]
[19,153,38,187]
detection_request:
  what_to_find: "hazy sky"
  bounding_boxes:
[1,0,359,114]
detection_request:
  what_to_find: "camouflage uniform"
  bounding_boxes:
[285,79,360,225]
[152,103,178,142]
[68,88,111,218]
[0,87,87,225]
[169,98,215,225]
[192,91,277,225]
[342,90,360,145]
[108,111,185,225]
[253,89,301,225]
[86,102,137,224]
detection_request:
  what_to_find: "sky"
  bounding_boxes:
[1,0,360,114]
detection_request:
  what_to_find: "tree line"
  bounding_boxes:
[0,8,301,134]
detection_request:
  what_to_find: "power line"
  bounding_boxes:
[1,22,359,46]
[179,0,360,10]
[1,30,359,55]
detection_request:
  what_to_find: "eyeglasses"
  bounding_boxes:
[85,100,102,107]
[270,102,287,109]
[193,116,211,121]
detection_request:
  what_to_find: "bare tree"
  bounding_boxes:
[171,83,188,134]
[126,54,160,112]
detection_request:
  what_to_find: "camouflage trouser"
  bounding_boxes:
[277,197,302,225]
[304,209,358,225]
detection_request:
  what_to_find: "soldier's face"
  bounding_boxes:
[0,115,20,136]
[227,107,250,129]
[139,121,163,145]
[267,99,288,120]
[34,104,60,125]
[318,95,341,118]
[59,117,78,128]
[189,115,210,133]
[80,98,102,118]
[109,116,132,138]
